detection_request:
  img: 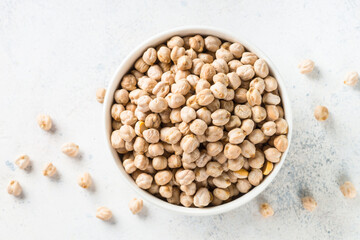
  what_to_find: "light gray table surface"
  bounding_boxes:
[1,0,359,239]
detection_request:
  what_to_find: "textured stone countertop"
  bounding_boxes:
[1,0,359,239]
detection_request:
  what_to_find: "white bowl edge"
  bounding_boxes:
[103,26,293,216]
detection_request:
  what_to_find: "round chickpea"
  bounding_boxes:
[121,74,137,91]
[133,137,148,153]
[205,126,224,142]
[166,93,186,108]
[241,119,255,135]
[43,163,57,177]
[254,59,269,78]
[189,35,204,52]
[275,118,288,135]
[340,181,357,198]
[264,147,281,163]
[123,158,137,174]
[200,64,216,81]
[180,106,196,123]
[149,97,168,113]
[148,143,164,157]
[189,119,207,135]
[15,154,30,170]
[262,121,277,136]
[264,76,278,92]
[180,182,197,196]
[37,114,52,131]
[114,89,129,105]
[157,46,171,63]
[180,134,200,154]
[205,36,221,52]
[193,187,211,207]
[160,127,182,144]
[210,82,228,99]
[298,59,315,74]
[129,198,144,214]
[247,87,262,106]
[134,58,149,73]
[7,180,22,196]
[314,105,329,121]
[143,47,157,65]
[224,143,242,159]
[159,185,173,198]
[96,207,112,221]
[216,48,234,62]
[263,93,281,105]
[191,58,204,75]
[175,169,195,186]
[248,129,265,144]
[143,128,160,144]
[212,58,229,74]
[177,55,192,71]
[145,114,161,128]
[196,89,214,106]
[167,36,184,49]
[120,110,137,125]
[228,60,243,72]
[168,154,182,168]
[211,109,231,126]
[78,172,92,189]
[237,65,255,81]
[180,192,193,207]
[136,173,153,189]
[343,71,359,86]
[213,188,230,201]
[251,106,267,123]
[248,169,263,186]
[236,179,252,193]
[227,155,245,171]
[152,156,167,170]
[240,140,256,158]
[119,125,136,142]
[61,142,79,157]
[266,105,279,121]
[185,48,197,59]
[273,135,288,152]
[234,88,248,103]
[170,46,185,63]
[260,203,274,218]
[302,196,317,212]
[134,154,149,170]
[205,161,223,178]
[154,170,173,186]
[249,150,265,169]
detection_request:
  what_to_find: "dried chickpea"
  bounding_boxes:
[200,64,216,81]
[302,196,317,212]
[247,87,262,106]
[185,48,197,60]
[180,134,200,154]
[224,143,242,159]
[228,60,243,72]
[170,108,182,123]
[15,154,30,170]
[170,46,185,63]
[210,82,228,99]
[233,169,249,179]
[191,58,205,75]
[240,140,256,158]
[148,143,164,157]
[136,173,153,189]
[134,58,149,73]
[193,187,211,207]
[121,74,137,91]
[265,105,279,121]
[236,179,252,193]
[160,127,182,144]
[177,55,192,71]
[133,137,148,153]
[145,114,161,128]
[262,121,277,136]
[167,187,180,205]
[264,76,278,92]
[143,47,157,65]
[78,172,92,189]
[7,180,22,196]
[205,36,221,52]
[61,142,79,157]
[167,36,184,49]
[249,150,265,168]
[275,118,288,135]
[216,48,234,62]
[213,188,230,201]
[128,198,143,215]
[37,114,52,131]
[43,163,57,177]
[180,192,193,207]
[223,42,242,57]
[196,89,214,106]
[119,125,136,142]
[241,52,258,65]
[340,181,357,198]
[212,58,229,74]
[227,155,245,171]
[264,147,281,163]
[298,59,315,74]
[114,89,129,105]
[254,59,269,78]
[234,88,248,103]
[248,129,265,144]
[189,35,204,52]
[153,170,172,186]
[175,169,195,186]
[248,169,263,186]
[123,158,137,174]
[314,105,329,121]
[260,203,274,218]
[205,126,223,142]
[167,154,181,168]
[159,185,173,198]
[343,71,359,86]
[180,106,196,123]
[241,119,255,135]
[166,93,186,108]
[143,128,160,144]
[96,207,112,221]
[225,115,241,131]
[251,106,267,123]
[273,135,288,152]
[120,110,137,125]
[211,109,231,126]
[205,161,223,178]
[227,128,246,144]
[157,46,171,63]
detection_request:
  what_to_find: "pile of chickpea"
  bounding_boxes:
[110,34,289,208]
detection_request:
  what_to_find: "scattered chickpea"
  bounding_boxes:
[78,172,92,189]
[314,105,329,121]
[7,180,22,196]
[302,196,317,212]
[129,198,144,214]
[15,154,30,170]
[37,114,52,131]
[43,163,57,177]
[298,59,315,74]
[61,142,79,157]
[340,181,357,199]
[260,203,274,218]
[96,207,112,221]
[343,71,359,86]
[96,88,106,103]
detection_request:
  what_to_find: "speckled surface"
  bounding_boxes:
[1,0,360,239]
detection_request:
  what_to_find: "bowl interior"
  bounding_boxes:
[104,26,293,216]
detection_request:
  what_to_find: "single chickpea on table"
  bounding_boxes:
[109,34,289,208]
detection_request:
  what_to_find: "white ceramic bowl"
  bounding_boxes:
[104,26,292,216]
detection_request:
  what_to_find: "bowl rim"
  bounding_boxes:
[103,26,293,216]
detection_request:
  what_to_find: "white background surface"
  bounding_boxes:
[1,0,360,239]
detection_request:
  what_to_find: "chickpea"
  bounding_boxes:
[189,35,204,52]
[200,64,216,81]
[260,203,274,218]
[188,119,206,136]
[157,46,171,63]
[170,46,185,63]
[185,48,197,60]
[210,109,230,126]
[204,36,221,52]
[196,89,214,106]
[302,196,317,212]
[148,143,164,157]
[153,170,172,186]
[212,58,229,74]
[234,88,248,104]
[277,106,284,118]
[248,169,263,186]
[344,71,359,86]
[249,150,265,168]
[158,185,172,198]
[225,72,241,91]
[261,121,277,136]
[225,115,241,131]
[138,76,157,93]
[129,89,148,104]
[127,198,144,215]
[159,108,171,124]
[212,188,230,201]
[274,118,287,135]
[151,156,166,170]
[212,173,231,189]
[205,126,223,142]
[241,52,258,65]
[7,180,22,196]
[123,158,137,174]
[142,128,160,144]
[120,110,137,125]
[205,161,223,178]
[298,59,315,74]
[159,62,172,72]
[133,137,148,153]
[167,36,184,49]
[15,154,30,170]
[134,108,148,121]
[195,167,209,182]
[136,173,153,189]
[147,65,162,81]
[213,73,228,86]
[121,74,137,91]
[166,93,186,108]
[236,65,255,81]
[112,120,122,130]
[180,134,200,154]
[43,163,57,177]
[247,129,264,144]
[314,105,329,121]
[216,48,234,62]
[61,142,79,157]
[236,179,252,193]
[144,114,160,128]
[182,149,200,163]
[249,78,265,94]
[254,59,269,78]
[241,119,255,135]
[178,122,190,135]
[160,127,182,144]
[186,74,200,88]
[251,106,267,123]
[265,105,279,121]
[240,140,256,158]
[264,147,281,163]
[180,182,196,196]
[263,93,281,105]
[148,97,167,113]
[228,155,245,171]
[180,106,196,123]
[176,169,196,186]
[168,108,181,124]
[246,87,262,106]
[167,154,182,168]
[96,207,112,221]
[143,47,157,65]
[111,104,124,121]
[113,89,128,105]
[134,58,149,73]
[193,187,211,207]
[223,143,241,159]
[179,192,193,207]
[273,135,288,152]
[210,82,227,100]
[191,58,205,75]
[196,107,211,125]
[264,76,278,92]
[228,60,243,73]
[118,125,135,142]
[176,55,192,71]
[196,151,212,167]
[78,172,92,189]
[228,42,244,58]
[133,154,149,170]
[340,181,357,198]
